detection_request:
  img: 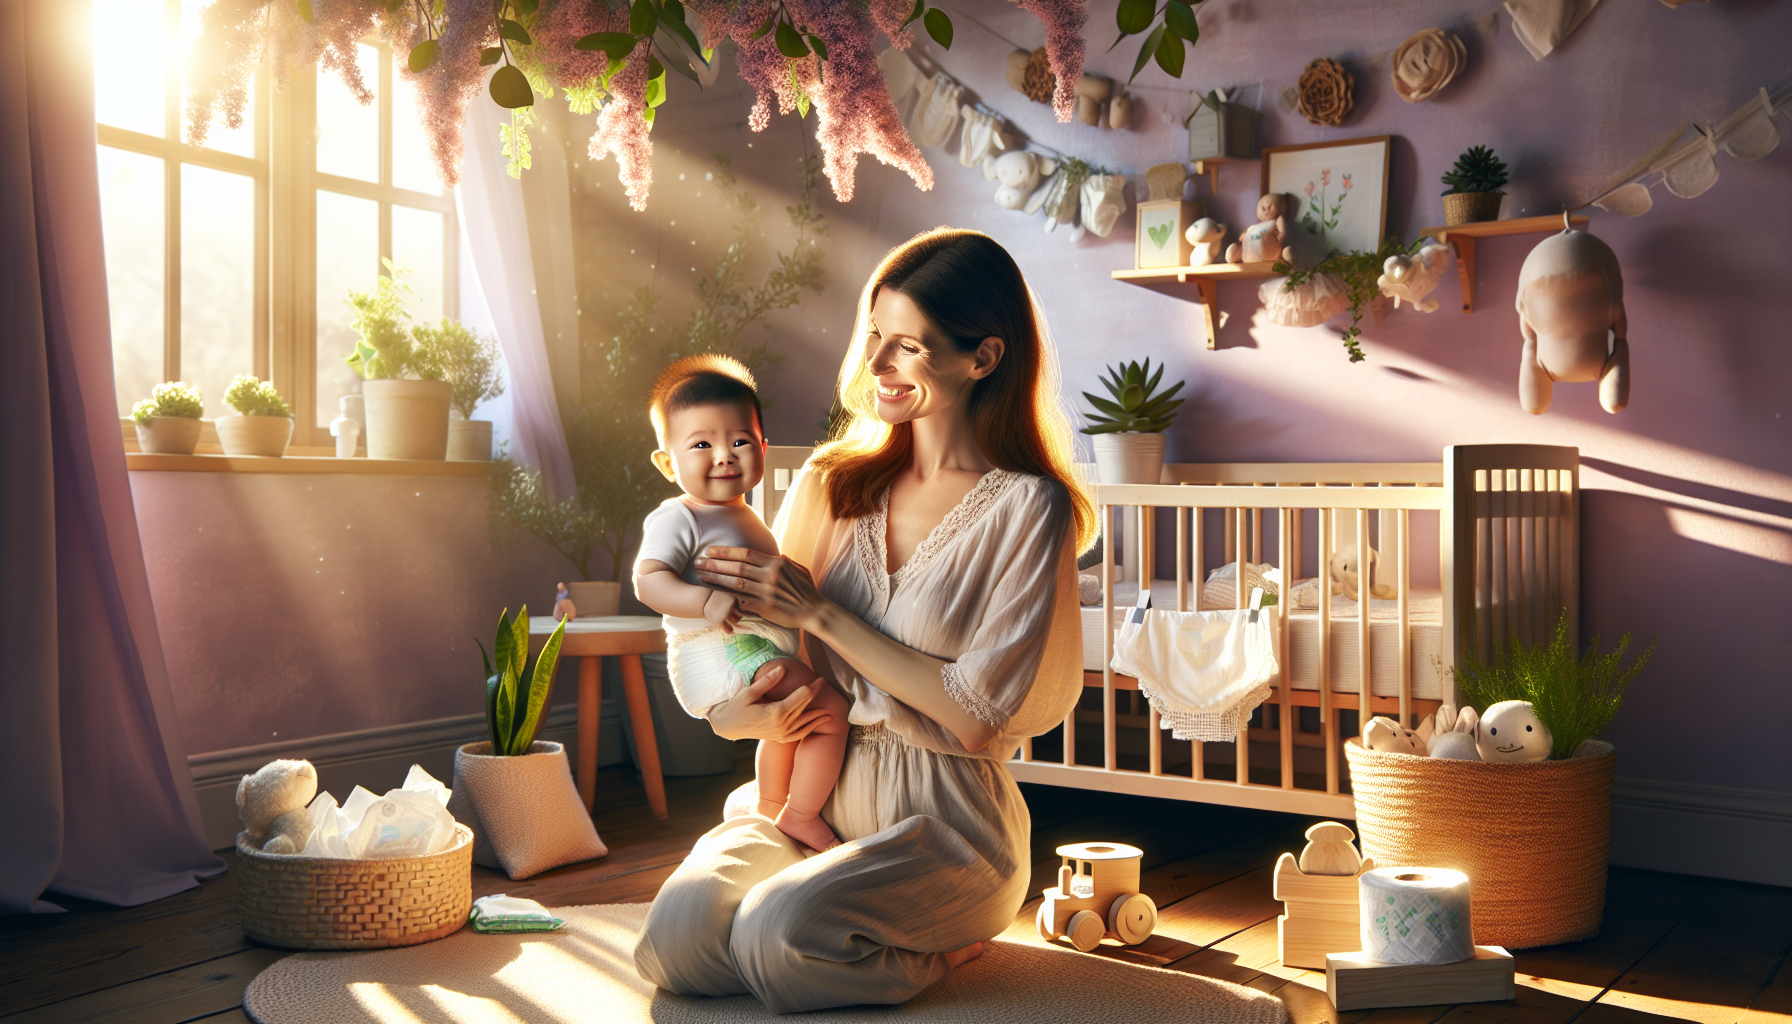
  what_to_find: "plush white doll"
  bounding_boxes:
[238,759,318,854]
[1515,227,1629,415]
[1476,700,1553,762]
[1378,241,1451,312]
[1185,218,1228,266]
[1225,193,1296,264]
[1363,716,1427,755]
[1418,703,1482,760]
[1329,544,1394,602]
[985,150,1056,211]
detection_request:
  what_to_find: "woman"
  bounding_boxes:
[632,228,1097,1013]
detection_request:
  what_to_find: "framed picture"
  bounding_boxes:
[1261,136,1390,259]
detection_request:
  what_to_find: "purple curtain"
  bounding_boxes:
[0,0,223,914]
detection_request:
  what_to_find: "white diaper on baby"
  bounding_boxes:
[665,619,799,719]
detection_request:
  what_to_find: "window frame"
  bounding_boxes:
[97,14,458,448]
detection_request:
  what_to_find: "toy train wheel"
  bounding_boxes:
[1066,910,1105,952]
[1035,902,1055,942]
[1107,892,1158,945]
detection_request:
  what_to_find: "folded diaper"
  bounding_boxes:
[470,894,565,933]
[1110,605,1279,743]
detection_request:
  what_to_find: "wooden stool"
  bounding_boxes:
[529,615,668,821]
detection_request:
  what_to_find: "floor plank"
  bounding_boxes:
[1740,946,1792,1024]
[0,949,287,1024]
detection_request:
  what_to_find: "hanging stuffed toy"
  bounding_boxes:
[985,150,1056,211]
[1377,240,1451,312]
[1515,224,1629,414]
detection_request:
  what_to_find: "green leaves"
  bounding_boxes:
[1115,0,1201,80]
[490,64,534,108]
[498,18,532,45]
[479,46,503,66]
[1079,358,1185,434]
[1115,0,1154,35]
[1163,0,1199,41]
[775,20,810,59]
[575,31,638,60]
[1153,24,1185,77]
[629,0,657,37]
[923,7,953,48]
[407,39,439,73]
[1130,26,1163,83]
[481,606,562,756]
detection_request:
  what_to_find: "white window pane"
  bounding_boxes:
[316,44,380,183]
[316,190,379,425]
[181,0,253,156]
[392,55,444,195]
[392,205,444,323]
[180,164,255,419]
[94,0,165,136]
[98,146,164,415]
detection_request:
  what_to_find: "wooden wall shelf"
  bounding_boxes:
[1111,261,1281,349]
[1423,214,1589,314]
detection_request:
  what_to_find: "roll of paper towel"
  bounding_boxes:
[1359,866,1474,965]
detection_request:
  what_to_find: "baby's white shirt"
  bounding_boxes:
[636,496,778,632]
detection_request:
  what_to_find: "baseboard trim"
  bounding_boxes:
[1610,775,1792,887]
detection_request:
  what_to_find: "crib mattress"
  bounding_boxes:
[1080,583,1445,699]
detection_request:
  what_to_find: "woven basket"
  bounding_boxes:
[1345,738,1614,949]
[1442,191,1503,225]
[235,823,473,950]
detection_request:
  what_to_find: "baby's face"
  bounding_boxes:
[657,401,765,505]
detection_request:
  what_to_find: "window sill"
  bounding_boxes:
[126,453,491,476]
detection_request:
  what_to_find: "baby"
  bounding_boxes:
[633,354,851,852]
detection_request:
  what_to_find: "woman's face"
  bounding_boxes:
[863,288,1002,426]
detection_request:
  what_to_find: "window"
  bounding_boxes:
[94,2,456,445]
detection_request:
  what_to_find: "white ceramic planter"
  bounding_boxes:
[565,580,621,618]
[362,379,450,460]
[1092,431,1167,485]
[134,416,202,455]
[215,414,293,457]
[447,419,494,461]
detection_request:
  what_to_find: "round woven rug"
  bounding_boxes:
[244,903,1288,1023]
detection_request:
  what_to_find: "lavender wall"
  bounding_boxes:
[591,0,1791,803]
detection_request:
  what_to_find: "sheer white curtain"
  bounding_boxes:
[456,99,576,500]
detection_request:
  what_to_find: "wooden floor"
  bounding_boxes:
[2,760,1787,1024]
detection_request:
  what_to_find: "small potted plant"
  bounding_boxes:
[1081,358,1184,485]
[1347,613,1654,948]
[1440,144,1509,225]
[345,261,451,460]
[414,317,505,462]
[131,381,205,455]
[444,608,608,880]
[216,374,294,457]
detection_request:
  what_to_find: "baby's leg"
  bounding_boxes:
[754,738,796,820]
[751,658,849,852]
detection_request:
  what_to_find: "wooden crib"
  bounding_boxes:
[1005,444,1580,819]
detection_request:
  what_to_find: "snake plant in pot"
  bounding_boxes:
[446,608,608,880]
[1082,359,1185,485]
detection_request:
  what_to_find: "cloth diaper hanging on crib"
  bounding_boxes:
[1110,605,1280,743]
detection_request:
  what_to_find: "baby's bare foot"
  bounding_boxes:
[774,808,841,853]
[944,941,985,969]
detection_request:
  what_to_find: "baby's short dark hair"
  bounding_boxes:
[648,354,764,448]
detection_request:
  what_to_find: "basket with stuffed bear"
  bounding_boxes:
[1346,614,1651,949]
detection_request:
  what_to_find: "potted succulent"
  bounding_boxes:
[1440,144,1509,225]
[1081,358,1184,485]
[216,374,294,457]
[444,607,607,880]
[345,261,450,460]
[131,381,205,455]
[414,317,505,462]
[1348,613,1654,948]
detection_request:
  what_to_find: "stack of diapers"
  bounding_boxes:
[1110,604,1280,743]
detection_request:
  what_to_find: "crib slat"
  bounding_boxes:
[1319,508,1338,795]
[1086,508,1114,769]
[1279,507,1294,790]
[1192,505,1205,782]
[1356,507,1371,730]
[1398,508,1411,728]
[1235,507,1249,787]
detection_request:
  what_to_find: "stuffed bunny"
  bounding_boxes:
[1378,241,1451,313]
[1363,716,1427,755]
[1329,544,1394,602]
[1418,703,1482,759]
[238,759,318,854]
[1226,193,1295,264]
[1185,218,1228,266]
[1516,227,1629,415]
[1477,700,1553,762]
[985,150,1057,211]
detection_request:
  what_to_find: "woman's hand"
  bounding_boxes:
[705,663,834,743]
[695,547,829,632]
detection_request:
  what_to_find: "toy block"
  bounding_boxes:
[1273,851,1375,969]
[1326,946,1516,1010]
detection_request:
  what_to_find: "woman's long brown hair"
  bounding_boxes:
[810,227,1097,553]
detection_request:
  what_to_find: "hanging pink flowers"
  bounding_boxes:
[869,0,916,50]
[790,0,932,202]
[587,38,656,211]
[1015,0,1088,123]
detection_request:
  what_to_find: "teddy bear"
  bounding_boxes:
[1297,821,1365,875]
[1329,543,1395,603]
[1362,716,1427,755]
[1515,227,1629,415]
[984,149,1057,211]
[238,759,318,854]
[1225,193,1296,264]
[1184,218,1228,266]
[1477,700,1553,762]
[1417,703,1481,760]
[1378,240,1451,313]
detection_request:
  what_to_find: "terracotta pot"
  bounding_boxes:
[1442,191,1503,226]
[447,419,493,461]
[1091,431,1166,485]
[362,379,450,460]
[134,416,202,455]
[565,580,621,618]
[215,414,293,457]
[446,741,607,881]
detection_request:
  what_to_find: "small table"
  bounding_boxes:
[529,616,668,821]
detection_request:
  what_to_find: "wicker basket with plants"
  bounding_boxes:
[1441,144,1509,225]
[131,381,205,455]
[216,374,294,457]
[1346,612,1654,948]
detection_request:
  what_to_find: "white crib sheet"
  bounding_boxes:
[1080,582,1445,699]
